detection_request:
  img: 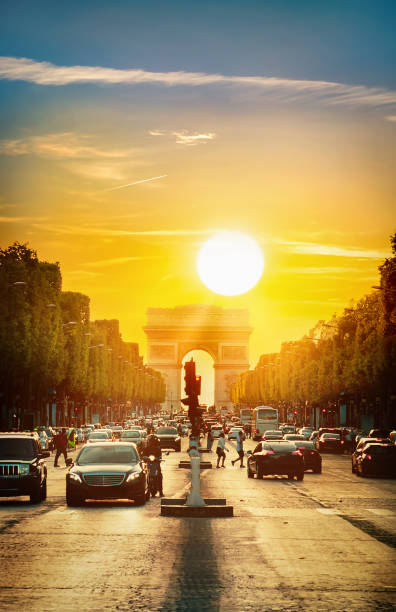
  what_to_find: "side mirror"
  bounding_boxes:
[246,450,252,456]
[164,451,170,456]
[66,457,73,466]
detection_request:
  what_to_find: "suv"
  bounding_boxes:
[0,433,50,503]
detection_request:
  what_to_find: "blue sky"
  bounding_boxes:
[1,0,395,86]
[0,0,395,370]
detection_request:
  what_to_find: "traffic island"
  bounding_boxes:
[179,460,212,469]
[160,498,233,517]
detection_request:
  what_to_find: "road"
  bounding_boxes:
[0,438,395,611]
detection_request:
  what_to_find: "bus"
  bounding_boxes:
[252,406,279,440]
[239,408,252,426]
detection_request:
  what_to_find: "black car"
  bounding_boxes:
[247,440,304,481]
[66,442,149,506]
[0,433,50,503]
[316,433,344,453]
[351,438,389,473]
[154,427,181,452]
[355,443,396,478]
[293,440,322,473]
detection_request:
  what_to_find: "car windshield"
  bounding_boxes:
[89,433,108,439]
[295,442,315,450]
[263,442,295,452]
[285,435,305,440]
[121,432,140,437]
[365,445,395,455]
[0,438,36,459]
[323,433,340,439]
[77,445,138,465]
[156,428,177,435]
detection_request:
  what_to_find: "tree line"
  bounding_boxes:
[231,233,396,427]
[0,243,165,428]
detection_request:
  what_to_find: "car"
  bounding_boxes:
[110,425,124,439]
[298,427,314,439]
[355,443,396,478]
[351,438,390,473]
[120,430,144,452]
[309,431,318,441]
[262,430,283,441]
[0,433,50,503]
[95,429,114,440]
[154,427,181,451]
[43,427,56,451]
[247,440,304,481]
[315,433,344,453]
[129,426,147,438]
[228,427,245,440]
[293,441,322,473]
[283,434,306,442]
[75,428,85,444]
[87,431,112,444]
[66,442,149,506]
[210,425,223,439]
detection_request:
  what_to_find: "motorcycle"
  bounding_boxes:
[144,455,163,497]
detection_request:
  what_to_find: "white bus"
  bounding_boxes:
[252,406,279,440]
[239,408,252,426]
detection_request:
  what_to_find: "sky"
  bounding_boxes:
[0,1,395,406]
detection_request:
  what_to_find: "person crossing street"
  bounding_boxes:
[231,430,245,468]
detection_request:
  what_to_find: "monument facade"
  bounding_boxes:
[143,305,252,413]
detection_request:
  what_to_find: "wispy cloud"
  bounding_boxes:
[1,56,395,109]
[0,132,134,159]
[32,223,222,238]
[83,255,163,268]
[0,215,48,223]
[386,115,396,122]
[275,240,390,259]
[106,174,167,191]
[150,129,216,146]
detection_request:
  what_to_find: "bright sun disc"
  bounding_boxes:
[197,231,264,296]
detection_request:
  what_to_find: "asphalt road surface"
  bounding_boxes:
[1,438,396,612]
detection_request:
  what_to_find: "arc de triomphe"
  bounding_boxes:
[143,305,252,413]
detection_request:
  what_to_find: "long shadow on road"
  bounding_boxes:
[160,518,222,612]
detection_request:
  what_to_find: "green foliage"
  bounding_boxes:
[231,233,396,407]
[0,243,165,422]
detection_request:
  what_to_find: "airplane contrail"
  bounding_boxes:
[107,174,167,191]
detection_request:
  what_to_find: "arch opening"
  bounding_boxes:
[181,350,214,409]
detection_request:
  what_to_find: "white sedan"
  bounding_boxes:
[228,428,245,441]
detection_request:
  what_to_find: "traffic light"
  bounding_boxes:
[322,408,327,414]
[182,359,202,435]
[184,359,196,395]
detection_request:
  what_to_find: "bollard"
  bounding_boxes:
[186,451,206,507]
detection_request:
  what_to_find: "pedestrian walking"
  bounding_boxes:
[231,430,245,468]
[216,432,229,468]
[206,427,214,452]
[54,428,68,467]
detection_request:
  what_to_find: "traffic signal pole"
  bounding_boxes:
[181,359,206,507]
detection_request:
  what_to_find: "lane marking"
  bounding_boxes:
[367,509,395,517]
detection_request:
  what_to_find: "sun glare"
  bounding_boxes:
[197,231,264,296]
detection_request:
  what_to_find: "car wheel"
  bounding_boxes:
[41,479,47,501]
[247,464,254,478]
[287,473,294,480]
[30,483,42,504]
[134,493,146,506]
[175,444,181,452]
[256,465,264,479]
[313,464,322,474]
[296,470,304,481]
[66,485,84,506]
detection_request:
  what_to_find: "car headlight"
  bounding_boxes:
[69,473,82,484]
[126,472,141,482]
[19,464,30,475]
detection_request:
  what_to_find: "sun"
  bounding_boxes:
[197,231,264,296]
